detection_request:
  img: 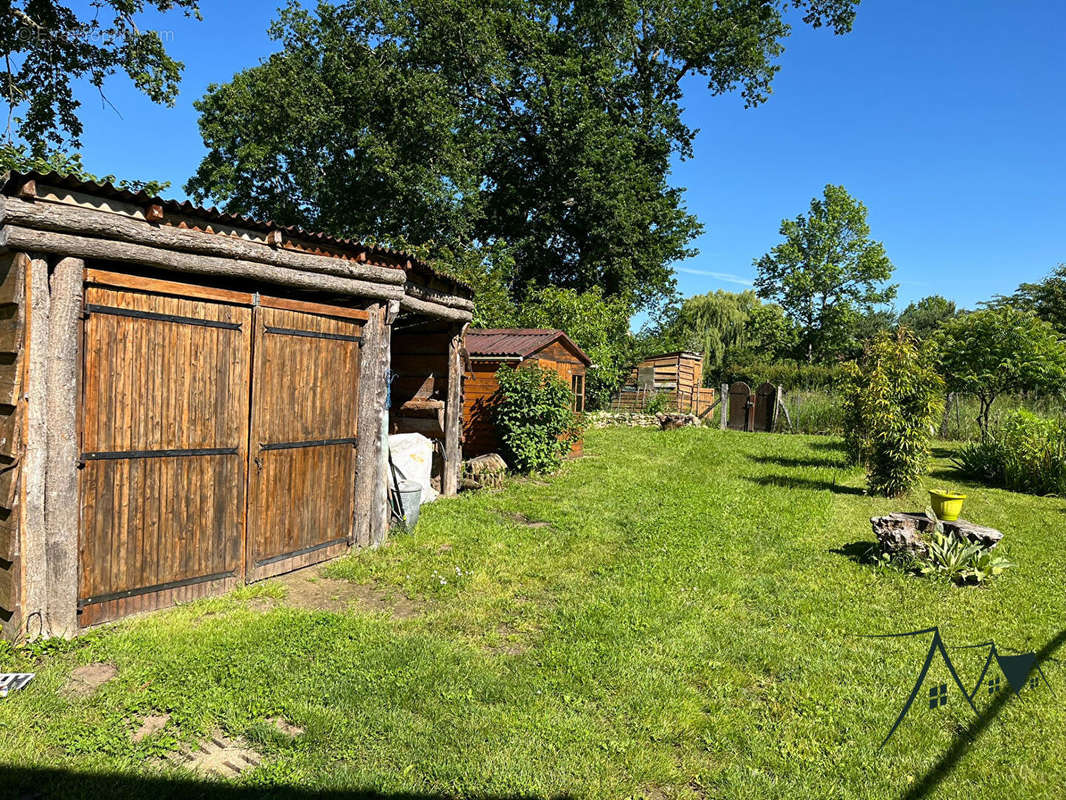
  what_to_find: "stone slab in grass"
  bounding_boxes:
[173,732,261,779]
[871,512,1003,558]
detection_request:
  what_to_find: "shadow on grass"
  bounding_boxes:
[747,454,850,470]
[829,541,876,564]
[0,765,576,800]
[746,475,866,496]
[901,627,1066,800]
[808,439,849,454]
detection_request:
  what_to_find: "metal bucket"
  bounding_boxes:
[394,479,423,532]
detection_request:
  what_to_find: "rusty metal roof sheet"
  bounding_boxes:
[466,328,591,365]
[0,170,471,294]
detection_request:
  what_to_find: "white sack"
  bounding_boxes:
[387,433,438,504]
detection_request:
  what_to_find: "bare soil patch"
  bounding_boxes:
[266,717,304,737]
[132,713,170,742]
[273,566,419,618]
[63,663,117,698]
[500,511,552,529]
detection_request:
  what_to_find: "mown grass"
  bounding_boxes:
[1,428,1064,799]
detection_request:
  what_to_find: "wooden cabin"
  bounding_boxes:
[462,329,591,458]
[0,170,472,640]
[612,351,716,416]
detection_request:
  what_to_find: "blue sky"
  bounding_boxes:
[62,0,1065,312]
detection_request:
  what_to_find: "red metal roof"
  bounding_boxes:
[466,328,591,365]
[0,170,471,294]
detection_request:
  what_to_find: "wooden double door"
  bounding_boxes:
[78,277,363,625]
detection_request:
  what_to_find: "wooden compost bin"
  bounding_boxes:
[0,171,472,640]
[462,329,591,458]
[612,351,715,415]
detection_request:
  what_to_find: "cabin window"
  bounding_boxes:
[928,684,948,709]
[571,373,585,412]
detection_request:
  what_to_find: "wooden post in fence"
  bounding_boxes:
[720,383,729,430]
[772,385,783,432]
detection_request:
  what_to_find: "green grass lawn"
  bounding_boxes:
[2,427,1065,799]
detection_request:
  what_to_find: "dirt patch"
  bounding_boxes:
[63,663,117,698]
[172,732,261,779]
[267,717,304,737]
[246,597,277,613]
[273,566,419,619]
[132,713,170,742]
[486,622,532,656]
[500,511,552,529]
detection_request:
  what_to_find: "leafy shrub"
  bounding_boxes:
[494,365,581,473]
[841,328,944,497]
[953,410,1066,495]
[873,511,1013,585]
[645,392,670,415]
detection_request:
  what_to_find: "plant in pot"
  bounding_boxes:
[928,488,967,521]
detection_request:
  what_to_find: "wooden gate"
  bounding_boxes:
[80,280,365,624]
[754,382,777,432]
[79,286,251,625]
[727,381,753,431]
[245,306,362,581]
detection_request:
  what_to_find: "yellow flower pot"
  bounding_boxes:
[929,489,967,522]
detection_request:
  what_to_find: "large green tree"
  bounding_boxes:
[665,289,796,375]
[754,184,896,363]
[1,1,200,155]
[898,294,958,339]
[990,264,1066,334]
[937,306,1066,439]
[188,0,861,313]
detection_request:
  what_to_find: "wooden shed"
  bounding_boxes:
[0,171,472,640]
[612,351,716,415]
[462,329,591,458]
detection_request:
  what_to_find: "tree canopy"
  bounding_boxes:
[937,306,1066,438]
[188,0,861,314]
[1,1,200,155]
[898,295,957,339]
[990,264,1066,335]
[754,184,896,363]
[661,289,796,376]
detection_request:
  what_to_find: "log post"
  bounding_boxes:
[370,300,400,545]
[44,257,83,638]
[353,303,383,548]
[22,256,49,639]
[442,322,468,496]
[720,384,729,430]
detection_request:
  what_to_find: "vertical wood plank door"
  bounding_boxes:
[246,306,361,581]
[79,287,251,626]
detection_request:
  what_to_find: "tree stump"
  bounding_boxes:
[656,412,699,430]
[870,512,1003,557]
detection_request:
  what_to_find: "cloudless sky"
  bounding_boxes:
[63,0,1066,312]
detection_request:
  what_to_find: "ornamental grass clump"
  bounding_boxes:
[841,328,944,497]
[494,365,581,473]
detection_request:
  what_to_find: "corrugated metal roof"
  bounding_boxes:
[466,328,591,365]
[0,170,471,294]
